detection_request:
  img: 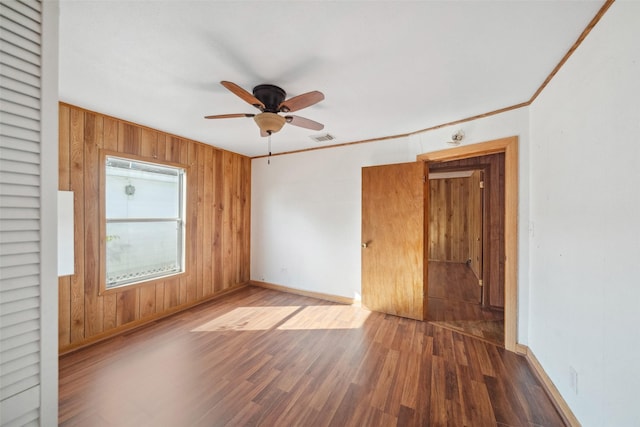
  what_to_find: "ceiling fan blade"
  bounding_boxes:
[204,113,255,119]
[285,115,324,131]
[279,90,324,113]
[220,81,265,110]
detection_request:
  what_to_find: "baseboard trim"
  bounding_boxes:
[515,343,529,355]
[59,284,249,356]
[250,280,357,306]
[517,344,581,427]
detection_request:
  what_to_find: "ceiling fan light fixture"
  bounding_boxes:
[254,112,286,135]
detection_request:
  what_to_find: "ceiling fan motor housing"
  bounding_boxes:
[253,84,286,112]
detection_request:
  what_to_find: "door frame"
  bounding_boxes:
[417,136,518,351]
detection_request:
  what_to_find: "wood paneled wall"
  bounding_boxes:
[428,177,471,263]
[430,154,505,308]
[428,172,483,280]
[58,103,251,353]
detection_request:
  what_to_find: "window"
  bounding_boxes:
[103,154,186,290]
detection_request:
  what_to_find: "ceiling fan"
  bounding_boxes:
[205,81,325,137]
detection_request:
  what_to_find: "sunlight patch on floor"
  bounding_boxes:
[277,305,370,330]
[191,305,371,332]
[191,306,300,331]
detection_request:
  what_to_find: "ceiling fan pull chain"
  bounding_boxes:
[268,132,272,165]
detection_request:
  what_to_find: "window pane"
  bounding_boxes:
[106,221,182,288]
[106,157,181,219]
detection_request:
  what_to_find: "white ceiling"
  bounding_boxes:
[59,0,605,158]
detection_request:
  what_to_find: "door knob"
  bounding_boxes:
[361,242,368,248]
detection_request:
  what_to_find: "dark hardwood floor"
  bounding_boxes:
[428,261,505,346]
[59,286,564,426]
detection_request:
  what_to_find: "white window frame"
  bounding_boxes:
[100,151,187,293]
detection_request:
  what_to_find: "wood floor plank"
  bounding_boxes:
[59,286,565,426]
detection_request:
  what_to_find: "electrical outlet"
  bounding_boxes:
[569,366,578,394]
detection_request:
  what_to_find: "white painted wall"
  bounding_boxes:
[251,136,410,302]
[528,1,640,426]
[251,106,530,340]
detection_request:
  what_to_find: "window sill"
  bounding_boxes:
[99,271,187,296]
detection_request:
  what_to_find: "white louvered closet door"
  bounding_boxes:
[0,1,44,425]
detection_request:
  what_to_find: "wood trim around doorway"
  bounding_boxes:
[417,136,518,351]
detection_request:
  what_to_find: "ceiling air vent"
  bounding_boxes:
[310,133,335,143]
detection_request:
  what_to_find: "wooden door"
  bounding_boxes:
[361,161,427,320]
[468,170,484,285]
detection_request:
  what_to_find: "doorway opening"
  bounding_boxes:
[426,158,504,346]
[418,136,518,351]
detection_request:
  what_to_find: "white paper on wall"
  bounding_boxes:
[58,191,75,276]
